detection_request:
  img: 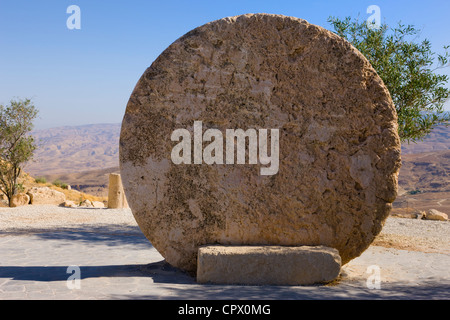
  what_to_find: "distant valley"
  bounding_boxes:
[393,126,450,214]
[26,123,120,175]
[25,123,121,196]
[400,126,450,154]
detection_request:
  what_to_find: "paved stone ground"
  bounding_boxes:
[1,222,449,300]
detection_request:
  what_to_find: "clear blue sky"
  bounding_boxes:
[1,0,449,129]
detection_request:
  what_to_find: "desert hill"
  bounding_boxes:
[401,125,450,154]
[398,150,450,193]
[0,171,107,207]
[43,166,120,197]
[25,123,120,176]
[393,126,450,215]
[393,149,450,215]
[23,123,120,196]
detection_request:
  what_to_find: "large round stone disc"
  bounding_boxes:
[120,13,401,273]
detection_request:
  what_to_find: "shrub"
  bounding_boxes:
[52,179,62,187]
[0,98,38,207]
[35,177,47,184]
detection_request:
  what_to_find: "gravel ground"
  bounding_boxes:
[0,205,137,231]
[373,216,450,254]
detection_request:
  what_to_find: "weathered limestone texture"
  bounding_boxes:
[425,209,448,221]
[27,187,65,205]
[197,245,341,285]
[107,173,128,209]
[120,13,401,273]
[10,193,30,207]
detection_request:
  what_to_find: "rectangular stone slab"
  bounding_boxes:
[197,245,341,285]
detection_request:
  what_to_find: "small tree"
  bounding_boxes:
[328,16,450,143]
[0,98,38,207]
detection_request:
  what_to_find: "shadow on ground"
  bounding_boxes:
[109,278,450,300]
[0,225,150,248]
[1,261,449,299]
[0,260,194,284]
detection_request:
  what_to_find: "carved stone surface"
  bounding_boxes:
[107,173,128,209]
[120,13,401,273]
[197,245,342,285]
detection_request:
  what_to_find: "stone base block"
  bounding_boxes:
[197,245,341,285]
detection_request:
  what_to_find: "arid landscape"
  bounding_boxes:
[24,123,120,197]
[394,126,450,215]
[25,123,120,174]
[23,123,450,215]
